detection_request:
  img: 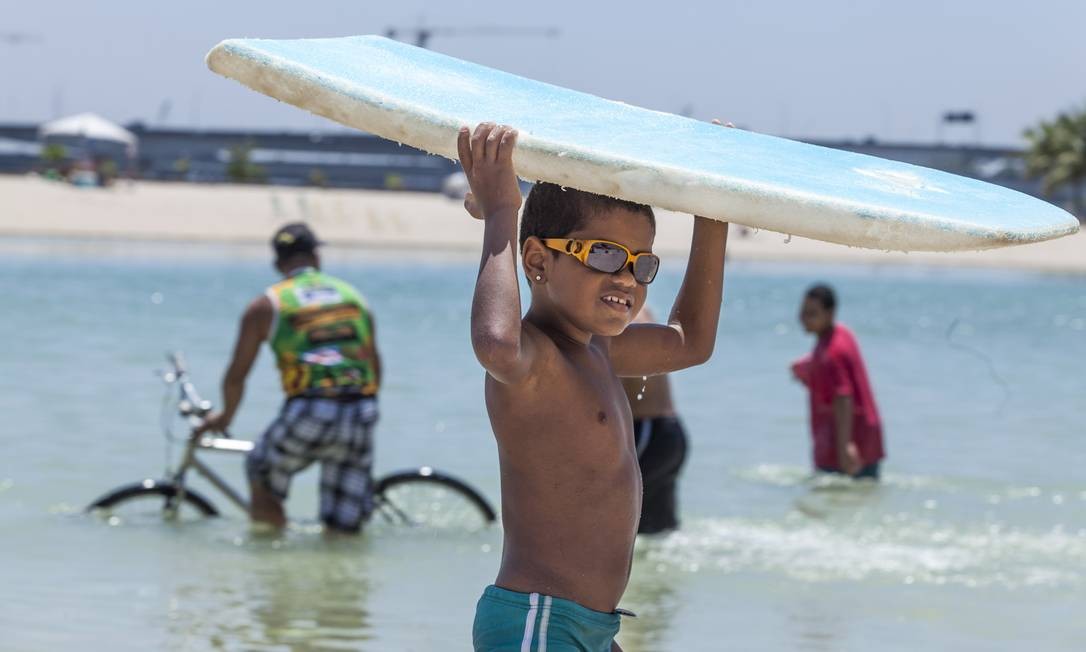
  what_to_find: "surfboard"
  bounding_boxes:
[206,35,1079,252]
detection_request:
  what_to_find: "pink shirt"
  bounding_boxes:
[793,323,885,469]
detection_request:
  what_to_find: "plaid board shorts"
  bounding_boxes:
[246,396,378,532]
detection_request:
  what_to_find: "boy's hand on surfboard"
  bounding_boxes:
[457,123,522,221]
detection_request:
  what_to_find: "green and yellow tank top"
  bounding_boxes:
[266,268,378,398]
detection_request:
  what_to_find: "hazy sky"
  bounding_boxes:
[3,0,1084,145]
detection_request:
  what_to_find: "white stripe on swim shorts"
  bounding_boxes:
[537,595,553,652]
[520,592,539,652]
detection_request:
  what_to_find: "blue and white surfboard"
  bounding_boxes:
[207,35,1079,251]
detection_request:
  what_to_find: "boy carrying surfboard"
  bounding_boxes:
[458,122,728,652]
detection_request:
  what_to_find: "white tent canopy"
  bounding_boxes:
[39,113,137,149]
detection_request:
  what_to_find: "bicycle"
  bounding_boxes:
[86,353,497,531]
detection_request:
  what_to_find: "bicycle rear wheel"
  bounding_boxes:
[374,467,496,531]
[86,480,220,525]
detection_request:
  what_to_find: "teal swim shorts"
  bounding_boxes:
[473,585,622,651]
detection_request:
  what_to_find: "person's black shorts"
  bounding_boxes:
[816,461,880,480]
[632,416,688,534]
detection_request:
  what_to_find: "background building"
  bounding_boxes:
[0,120,1081,217]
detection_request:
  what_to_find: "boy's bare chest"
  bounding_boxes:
[552,343,630,415]
[488,348,635,456]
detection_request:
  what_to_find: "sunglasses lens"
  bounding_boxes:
[633,254,660,284]
[586,242,628,273]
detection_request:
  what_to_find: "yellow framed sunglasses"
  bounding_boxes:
[541,238,660,284]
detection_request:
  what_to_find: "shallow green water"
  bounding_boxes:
[2,244,1084,651]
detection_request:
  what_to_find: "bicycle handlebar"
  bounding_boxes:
[168,351,188,376]
[162,350,234,438]
[165,351,209,415]
[179,381,204,412]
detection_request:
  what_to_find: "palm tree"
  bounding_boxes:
[40,143,67,165]
[1023,109,1086,218]
[225,141,266,183]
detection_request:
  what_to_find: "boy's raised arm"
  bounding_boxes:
[459,123,537,384]
[608,217,729,377]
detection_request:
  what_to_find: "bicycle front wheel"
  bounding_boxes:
[374,467,496,531]
[86,480,220,526]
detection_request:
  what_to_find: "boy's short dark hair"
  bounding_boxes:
[519,182,655,248]
[805,283,837,311]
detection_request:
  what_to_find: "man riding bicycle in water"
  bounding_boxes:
[196,223,381,533]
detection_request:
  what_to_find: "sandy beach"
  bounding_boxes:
[1,174,1082,271]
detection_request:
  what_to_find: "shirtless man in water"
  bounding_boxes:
[459,122,728,651]
[622,306,689,535]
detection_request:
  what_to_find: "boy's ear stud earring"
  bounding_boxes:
[535,275,542,281]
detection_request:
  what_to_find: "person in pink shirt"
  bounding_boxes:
[791,284,885,479]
